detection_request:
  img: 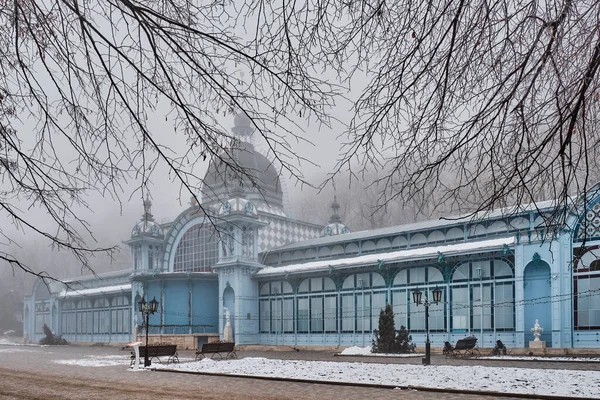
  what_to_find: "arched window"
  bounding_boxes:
[173,224,218,272]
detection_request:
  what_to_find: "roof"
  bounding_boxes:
[256,237,514,277]
[58,284,132,298]
[270,199,557,252]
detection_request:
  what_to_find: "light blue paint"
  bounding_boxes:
[524,260,552,347]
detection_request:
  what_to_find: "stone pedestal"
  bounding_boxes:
[529,340,546,349]
[223,324,233,342]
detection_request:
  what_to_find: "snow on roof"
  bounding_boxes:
[256,237,514,277]
[58,284,131,298]
[271,200,557,253]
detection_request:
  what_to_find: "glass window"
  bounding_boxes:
[429,289,445,331]
[428,267,444,283]
[173,224,218,272]
[575,275,600,329]
[493,260,512,277]
[298,279,309,294]
[409,298,425,331]
[494,283,514,330]
[323,277,336,292]
[283,298,294,333]
[310,297,323,333]
[372,273,385,288]
[271,298,282,333]
[410,268,426,285]
[297,298,309,333]
[311,278,323,292]
[259,299,270,333]
[341,294,354,332]
[452,263,469,281]
[371,292,387,330]
[356,292,371,332]
[451,286,469,331]
[472,284,492,330]
[391,290,407,328]
[392,269,407,286]
[324,296,337,333]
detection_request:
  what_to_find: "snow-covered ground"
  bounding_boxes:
[55,355,131,367]
[0,338,23,346]
[340,346,423,357]
[155,357,600,398]
[479,355,600,362]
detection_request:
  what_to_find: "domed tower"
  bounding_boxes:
[201,113,285,213]
[126,198,165,272]
[321,196,351,237]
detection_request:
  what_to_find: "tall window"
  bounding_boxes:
[451,259,515,333]
[574,246,600,330]
[173,224,218,272]
[134,245,141,270]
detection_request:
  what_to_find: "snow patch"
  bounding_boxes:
[340,346,423,357]
[155,357,600,398]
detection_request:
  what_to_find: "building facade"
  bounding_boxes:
[23,114,600,349]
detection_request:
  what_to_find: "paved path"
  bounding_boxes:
[1,344,593,400]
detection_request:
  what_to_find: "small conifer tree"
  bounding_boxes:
[372,304,396,353]
[395,325,416,353]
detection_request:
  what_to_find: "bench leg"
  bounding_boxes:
[195,353,205,362]
[226,351,237,360]
[211,352,223,360]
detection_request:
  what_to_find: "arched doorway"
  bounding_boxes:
[223,285,235,339]
[523,255,552,346]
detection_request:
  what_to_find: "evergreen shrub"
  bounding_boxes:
[39,324,68,345]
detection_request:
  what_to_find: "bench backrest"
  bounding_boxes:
[201,341,235,353]
[139,345,177,356]
[455,337,477,350]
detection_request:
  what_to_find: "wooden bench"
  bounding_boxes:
[195,341,237,361]
[443,337,480,358]
[130,344,178,365]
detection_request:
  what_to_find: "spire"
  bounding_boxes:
[231,112,255,140]
[329,195,342,223]
[321,195,350,237]
[142,197,154,221]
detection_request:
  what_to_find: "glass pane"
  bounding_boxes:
[324,296,337,333]
[494,283,514,330]
[391,290,407,328]
[283,298,294,333]
[451,286,469,331]
[310,297,323,333]
[371,292,387,330]
[341,294,354,332]
[297,298,309,333]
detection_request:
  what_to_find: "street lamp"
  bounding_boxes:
[138,296,159,367]
[413,286,442,366]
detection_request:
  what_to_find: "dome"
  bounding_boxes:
[322,222,351,237]
[320,195,350,237]
[202,141,284,211]
[132,219,164,237]
[131,198,164,238]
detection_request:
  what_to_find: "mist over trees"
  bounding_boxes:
[1,0,599,287]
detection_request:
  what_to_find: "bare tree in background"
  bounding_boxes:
[314,0,600,222]
[0,0,336,279]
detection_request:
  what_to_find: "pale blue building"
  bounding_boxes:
[23,114,600,350]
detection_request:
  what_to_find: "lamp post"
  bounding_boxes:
[138,296,159,367]
[413,286,442,366]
